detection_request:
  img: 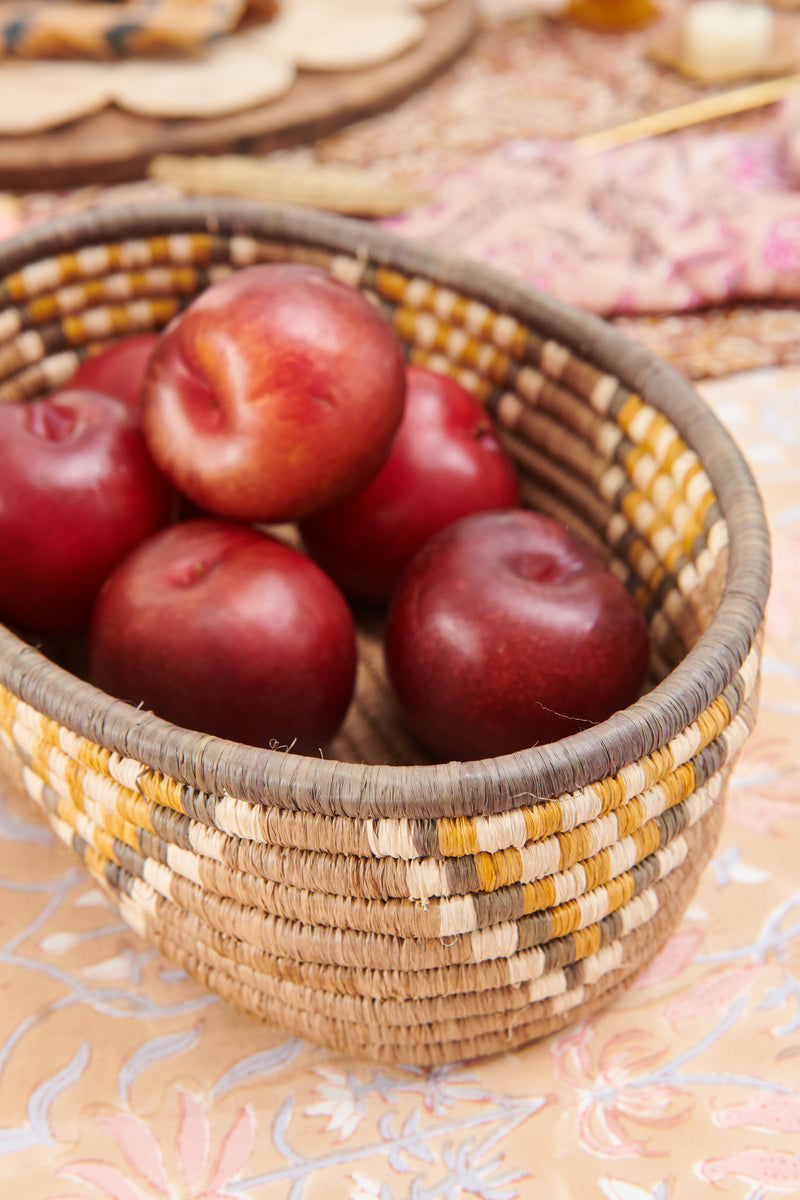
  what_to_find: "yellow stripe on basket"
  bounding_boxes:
[615,392,646,435]
[643,746,675,789]
[62,754,89,809]
[373,268,413,303]
[449,334,508,380]
[81,772,151,849]
[34,711,61,752]
[580,846,613,893]
[140,236,173,266]
[447,295,477,332]
[406,309,524,390]
[588,775,629,815]
[6,239,206,305]
[407,347,492,401]
[473,847,524,892]
[25,293,63,324]
[521,876,559,914]
[6,256,71,301]
[678,512,709,558]
[47,781,82,837]
[660,535,687,577]
[697,697,732,745]
[50,760,151,861]
[438,815,481,858]
[557,824,596,871]
[638,555,669,595]
[68,277,125,312]
[620,441,651,484]
[605,870,637,914]
[83,844,113,886]
[27,731,58,789]
[618,489,672,556]
[89,789,142,853]
[572,921,604,962]
[408,311,470,364]
[663,761,696,808]
[102,245,126,272]
[631,819,661,863]
[61,299,178,346]
[522,800,564,842]
[550,897,582,938]
[615,795,644,839]
[661,438,700,484]
[693,487,719,531]
[42,269,186,315]
[0,685,17,736]
[100,780,155,840]
[393,307,425,346]
[502,319,531,360]
[136,768,186,814]
[88,819,119,867]
[72,735,113,778]
[638,409,672,457]
[516,766,700,906]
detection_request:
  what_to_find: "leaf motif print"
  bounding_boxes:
[698,1147,800,1191]
[60,1162,154,1200]
[60,1094,259,1200]
[118,1025,204,1105]
[205,1106,256,1196]
[95,1115,172,1197]
[176,1089,210,1193]
[630,931,704,992]
[713,1092,800,1134]
[662,965,768,1025]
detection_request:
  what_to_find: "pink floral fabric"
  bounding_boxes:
[0,307,799,1200]
[384,112,800,316]
[2,4,800,1196]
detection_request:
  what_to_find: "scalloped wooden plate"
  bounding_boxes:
[0,0,476,191]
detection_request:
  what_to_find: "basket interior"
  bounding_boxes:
[0,216,729,769]
[0,204,771,1063]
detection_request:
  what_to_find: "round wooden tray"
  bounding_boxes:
[0,0,477,191]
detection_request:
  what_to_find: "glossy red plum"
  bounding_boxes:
[300,365,520,603]
[384,509,651,761]
[140,264,406,523]
[88,519,357,753]
[0,390,173,635]
[68,333,160,412]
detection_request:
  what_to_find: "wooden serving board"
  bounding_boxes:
[0,0,477,191]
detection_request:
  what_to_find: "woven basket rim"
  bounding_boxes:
[0,198,772,813]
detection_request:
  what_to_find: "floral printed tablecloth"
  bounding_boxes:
[3,364,798,1200]
[3,4,800,1197]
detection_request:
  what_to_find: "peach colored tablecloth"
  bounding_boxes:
[2,6,800,1197]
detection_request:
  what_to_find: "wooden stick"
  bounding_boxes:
[148,154,432,217]
[574,71,800,154]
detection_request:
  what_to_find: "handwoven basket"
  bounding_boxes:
[0,200,771,1065]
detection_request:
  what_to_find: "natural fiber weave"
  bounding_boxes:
[0,200,771,1064]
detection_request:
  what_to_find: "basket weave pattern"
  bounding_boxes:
[0,201,770,1064]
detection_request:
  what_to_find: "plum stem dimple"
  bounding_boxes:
[168,558,213,587]
[179,351,225,432]
[26,401,78,442]
[507,549,579,586]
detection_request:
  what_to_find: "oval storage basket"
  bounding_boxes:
[0,199,771,1065]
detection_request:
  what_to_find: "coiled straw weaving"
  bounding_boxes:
[0,200,771,1064]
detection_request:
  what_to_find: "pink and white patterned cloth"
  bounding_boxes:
[385,100,800,316]
[2,8,800,1197]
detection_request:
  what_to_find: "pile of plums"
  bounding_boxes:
[0,264,649,761]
